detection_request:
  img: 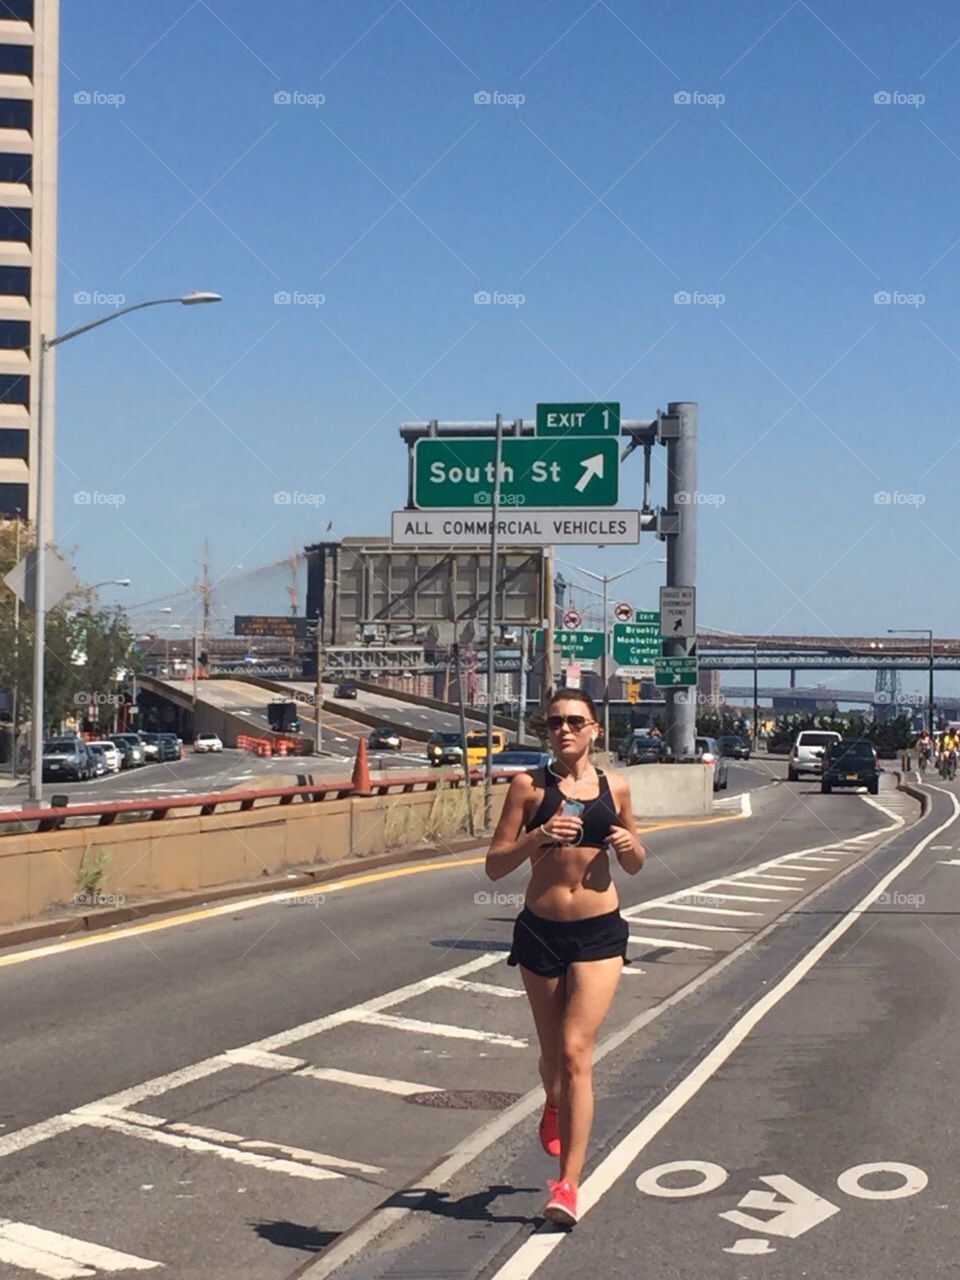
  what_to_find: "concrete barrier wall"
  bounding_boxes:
[627,763,714,818]
[0,785,502,928]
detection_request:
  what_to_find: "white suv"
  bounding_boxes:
[788,730,842,781]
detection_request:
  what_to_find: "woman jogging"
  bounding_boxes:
[486,689,645,1226]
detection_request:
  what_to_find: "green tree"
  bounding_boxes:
[0,519,138,735]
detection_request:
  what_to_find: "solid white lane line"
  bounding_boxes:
[0,1115,89,1160]
[299,1066,444,1097]
[78,1113,344,1181]
[654,903,762,918]
[628,935,714,953]
[440,977,525,998]
[487,795,960,1280]
[0,1221,161,1276]
[355,1011,528,1048]
[625,917,749,934]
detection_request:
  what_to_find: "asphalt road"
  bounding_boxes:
[0,762,923,1279]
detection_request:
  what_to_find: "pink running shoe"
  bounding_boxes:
[544,1178,578,1226]
[539,1102,560,1157]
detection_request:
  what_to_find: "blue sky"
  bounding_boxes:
[53,0,960,693]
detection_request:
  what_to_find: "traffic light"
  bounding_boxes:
[199,651,209,668]
[627,681,639,705]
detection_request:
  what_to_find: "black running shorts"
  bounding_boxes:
[507,906,630,978]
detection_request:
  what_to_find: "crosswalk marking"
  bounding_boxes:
[299,1066,444,1096]
[623,916,748,933]
[656,903,762,918]
[628,934,714,953]
[355,1011,528,1048]
[439,977,525,998]
[0,1220,161,1278]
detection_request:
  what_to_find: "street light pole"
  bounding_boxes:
[26,292,221,805]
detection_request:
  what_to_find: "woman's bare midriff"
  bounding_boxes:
[525,842,619,921]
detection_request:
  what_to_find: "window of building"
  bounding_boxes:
[0,482,27,518]
[0,2,33,23]
[0,207,29,244]
[0,318,27,349]
[0,153,30,185]
[0,372,27,404]
[0,427,26,458]
[0,264,29,295]
[0,45,31,77]
[0,99,31,131]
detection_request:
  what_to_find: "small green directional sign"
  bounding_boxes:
[612,618,662,667]
[654,657,698,687]
[535,629,604,660]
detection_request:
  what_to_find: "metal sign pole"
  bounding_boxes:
[454,642,475,837]
[664,401,697,758]
[484,413,504,828]
[321,624,330,752]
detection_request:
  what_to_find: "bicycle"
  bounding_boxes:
[948,750,958,782]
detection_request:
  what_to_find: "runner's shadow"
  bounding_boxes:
[251,1220,340,1252]
[392,1183,540,1225]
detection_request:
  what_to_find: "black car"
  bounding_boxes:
[821,739,880,795]
[426,731,464,766]
[717,734,751,761]
[156,733,181,762]
[626,735,667,765]
[369,726,402,751]
[42,737,93,782]
[335,682,358,699]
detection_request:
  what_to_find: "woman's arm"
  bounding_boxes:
[486,773,555,882]
[606,773,646,874]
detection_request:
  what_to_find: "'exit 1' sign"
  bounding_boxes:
[536,402,620,437]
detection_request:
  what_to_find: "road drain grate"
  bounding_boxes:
[404,1089,521,1110]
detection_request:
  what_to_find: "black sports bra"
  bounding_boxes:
[524,766,619,849]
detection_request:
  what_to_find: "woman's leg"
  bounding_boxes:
[557,957,623,1186]
[520,966,566,1106]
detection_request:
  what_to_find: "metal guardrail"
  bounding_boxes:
[1,770,510,835]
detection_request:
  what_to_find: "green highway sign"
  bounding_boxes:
[414,437,619,509]
[535,629,604,660]
[536,402,621,438]
[654,657,698,687]
[612,619,662,667]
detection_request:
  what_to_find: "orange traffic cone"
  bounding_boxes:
[351,737,372,796]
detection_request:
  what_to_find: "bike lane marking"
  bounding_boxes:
[487,790,960,1280]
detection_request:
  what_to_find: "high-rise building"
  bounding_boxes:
[0,0,58,538]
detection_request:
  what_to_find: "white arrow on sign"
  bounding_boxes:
[574,453,604,493]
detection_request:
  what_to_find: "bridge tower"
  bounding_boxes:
[874,666,901,720]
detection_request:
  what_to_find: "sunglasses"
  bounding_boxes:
[546,714,595,732]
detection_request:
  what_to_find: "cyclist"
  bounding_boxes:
[940,729,957,778]
[916,729,933,774]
